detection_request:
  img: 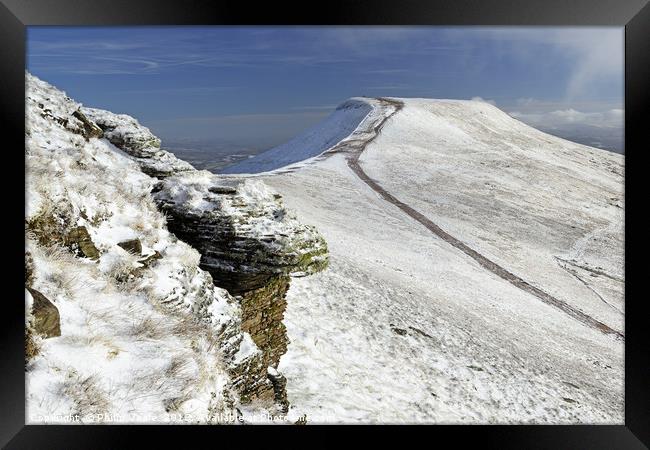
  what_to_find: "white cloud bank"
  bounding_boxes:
[460,28,623,101]
[506,106,624,152]
[509,108,623,130]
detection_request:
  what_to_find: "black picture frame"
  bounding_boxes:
[2,0,647,447]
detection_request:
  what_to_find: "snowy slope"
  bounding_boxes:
[220,98,373,174]
[359,99,624,333]
[228,97,624,423]
[25,73,303,424]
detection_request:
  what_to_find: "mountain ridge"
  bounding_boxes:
[221,95,619,175]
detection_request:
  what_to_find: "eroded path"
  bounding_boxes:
[340,98,623,339]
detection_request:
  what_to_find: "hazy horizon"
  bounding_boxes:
[27,26,624,154]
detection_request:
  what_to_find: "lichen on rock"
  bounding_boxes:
[26,287,61,339]
[153,172,329,292]
[65,226,100,260]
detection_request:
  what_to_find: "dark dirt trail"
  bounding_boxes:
[342,97,623,340]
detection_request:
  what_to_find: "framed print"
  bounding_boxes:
[1,0,648,447]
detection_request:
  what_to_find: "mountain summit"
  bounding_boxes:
[226,95,624,423]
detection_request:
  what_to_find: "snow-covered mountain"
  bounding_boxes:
[223,97,624,423]
[221,98,374,174]
[25,72,624,424]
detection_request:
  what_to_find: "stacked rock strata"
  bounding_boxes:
[79,103,329,410]
[153,173,328,407]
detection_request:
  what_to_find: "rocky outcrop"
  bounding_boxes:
[71,110,104,140]
[26,72,329,414]
[153,172,328,407]
[29,86,103,141]
[26,287,61,339]
[153,173,328,291]
[82,107,194,178]
[26,210,100,261]
[117,238,142,254]
[65,226,100,260]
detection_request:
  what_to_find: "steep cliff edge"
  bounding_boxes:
[152,172,328,407]
[25,72,328,422]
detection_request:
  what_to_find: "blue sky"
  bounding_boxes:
[27,26,624,151]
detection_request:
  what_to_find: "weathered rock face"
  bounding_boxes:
[223,341,276,404]
[82,107,195,178]
[153,173,329,291]
[117,238,142,254]
[26,211,100,261]
[211,275,293,409]
[231,274,293,409]
[240,275,290,368]
[26,287,61,338]
[153,172,329,407]
[65,226,100,260]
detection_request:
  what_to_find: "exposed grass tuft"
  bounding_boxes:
[131,316,166,340]
[61,371,110,418]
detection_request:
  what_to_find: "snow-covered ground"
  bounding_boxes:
[227,97,624,423]
[359,99,624,333]
[221,99,373,174]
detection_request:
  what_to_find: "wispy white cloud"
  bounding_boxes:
[29,41,150,51]
[367,84,411,91]
[290,104,338,111]
[509,108,623,129]
[470,96,496,106]
[453,28,623,101]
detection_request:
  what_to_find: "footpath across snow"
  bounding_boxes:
[248,97,624,423]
